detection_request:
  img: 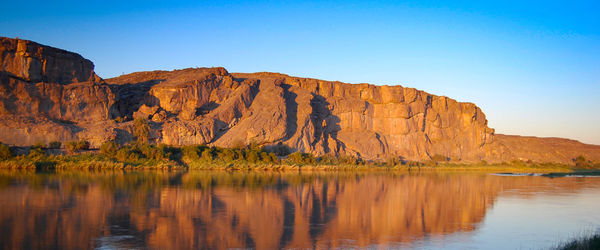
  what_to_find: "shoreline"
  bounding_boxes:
[0,153,588,173]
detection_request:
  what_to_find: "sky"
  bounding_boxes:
[1,0,599,144]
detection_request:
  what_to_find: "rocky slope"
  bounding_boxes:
[0,36,598,163]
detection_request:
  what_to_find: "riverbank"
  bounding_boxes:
[0,141,596,172]
[0,151,589,173]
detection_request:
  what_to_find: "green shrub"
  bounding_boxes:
[48,141,62,149]
[115,147,141,162]
[201,149,213,162]
[385,157,400,167]
[218,148,237,162]
[0,143,12,160]
[267,152,278,163]
[339,155,359,165]
[182,145,201,161]
[287,152,316,165]
[32,142,45,149]
[133,118,150,143]
[100,141,119,157]
[138,143,167,160]
[245,150,260,163]
[319,155,339,165]
[66,140,90,153]
[157,144,174,160]
[260,152,269,162]
[28,147,45,158]
[574,155,591,168]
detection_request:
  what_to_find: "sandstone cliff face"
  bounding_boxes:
[0,36,598,163]
[0,37,118,146]
[0,38,98,84]
[104,69,494,161]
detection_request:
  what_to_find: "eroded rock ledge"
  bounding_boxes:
[1,36,598,163]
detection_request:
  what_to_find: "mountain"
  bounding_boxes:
[1,36,598,163]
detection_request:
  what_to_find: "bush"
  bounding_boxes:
[269,152,278,163]
[0,143,12,160]
[218,148,237,162]
[201,149,213,162]
[386,157,401,167]
[245,150,260,163]
[574,155,591,168]
[133,118,150,143]
[115,147,141,162]
[260,152,277,163]
[28,147,45,158]
[48,141,62,149]
[157,144,174,160]
[318,155,339,165]
[287,152,316,165]
[182,145,201,161]
[138,143,167,160]
[100,141,119,157]
[32,142,45,149]
[338,155,360,165]
[66,140,90,153]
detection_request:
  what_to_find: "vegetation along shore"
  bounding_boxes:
[1,130,598,172]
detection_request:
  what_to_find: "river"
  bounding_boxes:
[0,170,598,249]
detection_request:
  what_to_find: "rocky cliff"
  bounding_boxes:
[1,37,598,163]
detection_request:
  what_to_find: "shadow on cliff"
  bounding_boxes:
[108,79,163,119]
[281,83,297,140]
[309,94,342,154]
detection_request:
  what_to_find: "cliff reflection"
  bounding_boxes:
[0,170,597,249]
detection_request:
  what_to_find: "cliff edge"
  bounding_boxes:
[1,37,598,163]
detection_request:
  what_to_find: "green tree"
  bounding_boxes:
[219,148,237,162]
[182,145,201,161]
[32,142,45,149]
[66,140,90,153]
[133,118,151,143]
[100,141,119,157]
[0,143,12,160]
[574,155,590,168]
[245,150,259,163]
[115,147,141,162]
[201,149,213,162]
[139,143,167,160]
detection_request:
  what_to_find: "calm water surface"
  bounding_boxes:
[0,170,599,249]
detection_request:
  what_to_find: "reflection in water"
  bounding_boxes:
[0,170,598,249]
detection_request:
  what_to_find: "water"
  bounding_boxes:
[0,170,599,249]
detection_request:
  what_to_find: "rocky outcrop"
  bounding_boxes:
[0,37,99,84]
[0,37,118,147]
[0,36,598,163]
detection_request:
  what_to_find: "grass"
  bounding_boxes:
[0,152,178,170]
[554,232,600,250]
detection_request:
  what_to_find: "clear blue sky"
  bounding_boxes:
[2,0,599,144]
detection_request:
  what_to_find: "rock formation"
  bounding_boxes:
[0,36,598,163]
